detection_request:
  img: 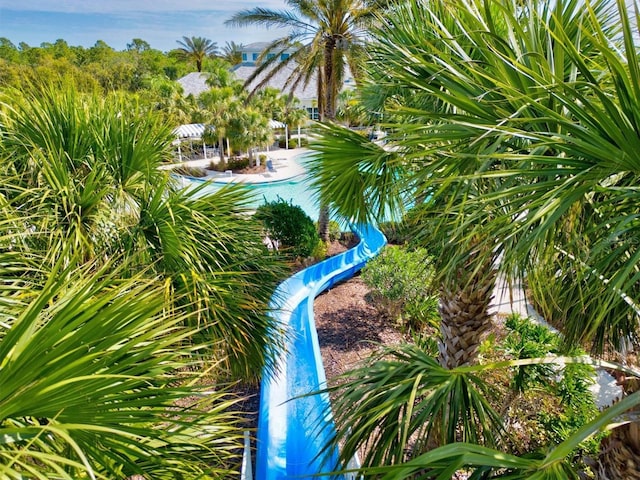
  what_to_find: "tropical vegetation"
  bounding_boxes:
[0,81,289,477]
[176,36,220,72]
[306,0,640,476]
[226,0,390,241]
[255,198,321,259]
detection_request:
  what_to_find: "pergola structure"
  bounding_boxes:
[172,121,290,162]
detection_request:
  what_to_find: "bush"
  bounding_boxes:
[210,157,250,172]
[361,245,439,332]
[254,198,320,258]
[496,314,602,458]
[278,137,308,148]
[328,220,342,242]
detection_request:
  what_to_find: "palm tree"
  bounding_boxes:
[226,0,389,241]
[0,82,287,381]
[0,256,245,479]
[222,40,244,65]
[199,86,241,163]
[307,0,640,475]
[279,96,309,144]
[204,57,236,88]
[176,36,219,72]
[228,107,273,163]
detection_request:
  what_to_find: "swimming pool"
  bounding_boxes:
[187,156,320,220]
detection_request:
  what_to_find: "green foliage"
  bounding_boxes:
[503,314,561,392]
[0,82,288,383]
[255,198,320,258]
[310,238,328,260]
[172,165,207,177]
[379,219,413,245]
[500,315,601,458]
[0,38,190,94]
[362,245,440,332]
[328,220,342,242]
[0,257,245,479]
[211,156,250,172]
[278,137,298,149]
[324,343,504,470]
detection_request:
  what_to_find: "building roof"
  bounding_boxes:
[177,72,210,97]
[243,41,272,51]
[231,62,317,102]
[173,123,206,139]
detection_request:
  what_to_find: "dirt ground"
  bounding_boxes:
[315,240,404,382]
[315,275,404,383]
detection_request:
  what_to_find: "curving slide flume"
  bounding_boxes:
[254,224,387,480]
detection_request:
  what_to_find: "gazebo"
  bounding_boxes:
[172,121,290,161]
[172,124,207,162]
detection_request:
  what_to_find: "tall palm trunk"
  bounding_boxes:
[323,38,337,121]
[438,250,497,369]
[318,38,338,243]
[218,134,226,163]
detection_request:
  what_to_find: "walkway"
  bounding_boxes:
[173,148,308,184]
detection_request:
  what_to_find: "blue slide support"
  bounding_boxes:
[255,224,387,480]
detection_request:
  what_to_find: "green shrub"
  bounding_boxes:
[227,157,250,171]
[310,239,328,260]
[278,137,308,148]
[361,245,439,332]
[328,220,342,242]
[210,157,250,172]
[254,198,320,258]
[499,314,601,457]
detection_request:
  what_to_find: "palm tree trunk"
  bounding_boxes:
[316,38,338,243]
[318,205,330,243]
[438,253,497,369]
[218,134,225,163]
[323,39,337,121]
[597,377,640,478]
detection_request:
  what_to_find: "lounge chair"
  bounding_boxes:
[266,158,277,172]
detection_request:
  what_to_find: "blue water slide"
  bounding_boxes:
[255,224,387,480]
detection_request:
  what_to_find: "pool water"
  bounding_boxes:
[188,154,320,220]
[213,176,319,220]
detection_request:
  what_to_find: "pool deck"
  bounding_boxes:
[175,148,309,184]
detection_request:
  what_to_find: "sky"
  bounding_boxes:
[0,0,292,52]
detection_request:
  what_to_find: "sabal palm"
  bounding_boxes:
[226,0,381,121]
[199,86,239,162]
[0,83,287,380]
[176,36,219,72]
[0,255,244,479]
[307,0,640,475]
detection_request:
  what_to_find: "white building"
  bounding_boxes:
[176,41,354,120]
